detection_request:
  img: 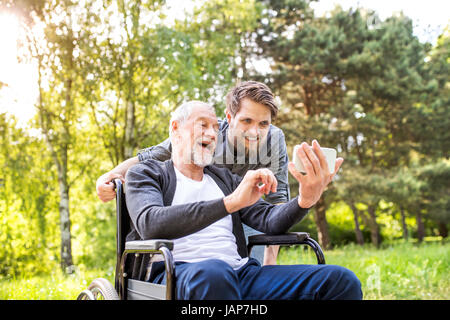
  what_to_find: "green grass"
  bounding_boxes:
[278,240,450,300]
[1,241,448,300]
[0,266,115,300]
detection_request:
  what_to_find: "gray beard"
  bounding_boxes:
[191,148,214,167]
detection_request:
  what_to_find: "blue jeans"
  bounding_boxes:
[151,258,363,300]
[243,224,264,264]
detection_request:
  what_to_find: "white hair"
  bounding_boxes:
[169,100,215,137]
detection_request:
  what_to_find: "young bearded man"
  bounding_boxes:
[124,101,362,300]
[96,81,290,265]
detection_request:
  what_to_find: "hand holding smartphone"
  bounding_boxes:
[288,141,343,209]
[293,145,337,174]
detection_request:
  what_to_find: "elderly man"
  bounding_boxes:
[125,100,362,300]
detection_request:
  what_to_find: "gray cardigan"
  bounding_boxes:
[125,159,309,258]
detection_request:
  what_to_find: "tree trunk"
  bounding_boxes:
[124,99,135,159]
[416,211,425,243]
[48,136,74,273]
[32,5,76,274]
[399,207,409,241]
[38,93,74,274]
[36,193,47,249]
[313,197,331,250]
[57,163,74,273]
[437,221,448,238]
[349,202,364,245]
[367,205,381,247]
[44,136,74,273]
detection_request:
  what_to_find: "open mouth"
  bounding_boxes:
[198,141,214,152]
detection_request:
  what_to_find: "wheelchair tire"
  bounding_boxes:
[80,278,120,300]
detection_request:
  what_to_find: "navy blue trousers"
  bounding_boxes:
[151,258,362,300]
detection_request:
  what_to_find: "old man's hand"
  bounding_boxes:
[288,140,344,209]
[224,168,277,213]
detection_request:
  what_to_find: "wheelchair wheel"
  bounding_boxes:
[77,278,120,300]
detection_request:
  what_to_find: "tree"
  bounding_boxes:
[256,0,430,247]
[79,0,256,168]
[79,0,177,165]
[417,160,450,239]
[180,0,264,108]
[383,168,422,241]
[0,112,59,276]
[256,1,372,248]
[13,0,97,273]
[336,167,388,247]
[411,27,449,159]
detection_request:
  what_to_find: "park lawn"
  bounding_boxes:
[278,239,450,300]
[0,240,448,300]
[0,267,115,300]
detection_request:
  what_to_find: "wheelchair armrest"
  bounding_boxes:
[247,232,326,265]
[248,232,310,246]
[125,239,174,251]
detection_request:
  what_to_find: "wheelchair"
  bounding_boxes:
[77,178,325,300]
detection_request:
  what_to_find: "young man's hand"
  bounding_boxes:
[224,168,277,213]
[96,172,125,202]
[288,140,344,208]
[96,156,139,202]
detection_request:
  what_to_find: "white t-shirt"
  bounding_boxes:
[171,166,248,270]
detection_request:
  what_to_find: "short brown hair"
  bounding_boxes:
[225,81,278,119]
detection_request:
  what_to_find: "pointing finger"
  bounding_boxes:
[264,169,277,194]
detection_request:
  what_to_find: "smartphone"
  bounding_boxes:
[293,145,337,174]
